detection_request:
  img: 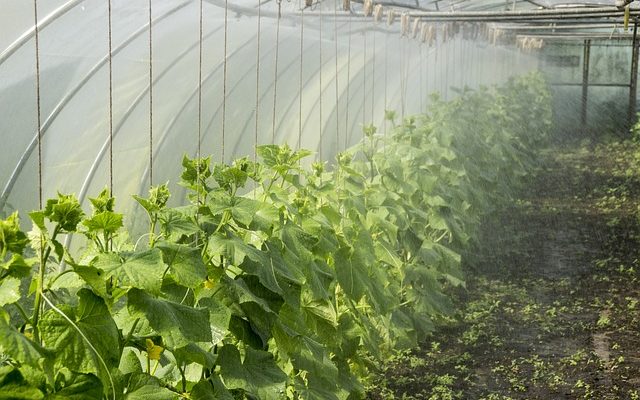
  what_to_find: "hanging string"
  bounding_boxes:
[435,25,440,94]
[222,0,229,161]
[383,23,388,136]
[254,0,262,164]
[345,13,352,150]
[371,27,375,123]
[420,41,424,113]
[148,0,153,186]
[33,0,43,209]
[362,28,367,130]
[272,0,282,143]
[400,37,406,119]
[334,0,340,154]
[107,0,114,195]
[298,3,304,150]
[319,5,323,160]
[198,0,203,164]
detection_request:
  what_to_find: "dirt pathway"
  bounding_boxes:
[368,141,640,399]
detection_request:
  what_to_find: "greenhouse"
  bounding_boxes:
[1,0,640,398]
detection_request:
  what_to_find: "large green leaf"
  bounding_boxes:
[190,377,233,400]
[155,241,206,288]
[46,373,102,400]
[39,289,120,386]
[94,249,165,295]
[0,365,44,400]
[0,277,21,306]
[0,312,47,366]
[123,373,177,400]
[218,345,287,400]
[127,288,211,348]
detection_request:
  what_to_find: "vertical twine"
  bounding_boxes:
[198,0,203,163]
[107,0,114,195]
[298,4,304,150]
[197,0,204,213]
[222,0,229,161]
[255,0,262,164]
[272,1,282,143]
[334,0,340,155]
[319,7,323,160]
[371,28,375,123]
[33,0,43,209]
[363,28,367,129]
[400,37,406,118]
[419,41,424,112]
[345,14,352,150]
[148,0,153,186]
[384,26,388,136]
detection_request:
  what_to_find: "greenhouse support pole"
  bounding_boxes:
[581,39,590,128]
[629,18,638,129]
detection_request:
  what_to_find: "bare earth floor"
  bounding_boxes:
[367,139,640,400]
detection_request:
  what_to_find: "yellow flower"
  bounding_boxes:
[146,339,163,361]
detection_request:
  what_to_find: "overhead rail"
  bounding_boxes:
[406,7,640,21]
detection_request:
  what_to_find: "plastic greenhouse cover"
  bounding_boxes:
[0,0,533,231]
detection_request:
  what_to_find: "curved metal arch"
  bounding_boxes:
[0,1,191,210]
[76,11,227,208]
[0,0,82,66]
[135,28,264,195]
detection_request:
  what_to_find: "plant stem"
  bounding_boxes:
[32,225,59,344]
[149,215,158,247]
[13,302,31,325]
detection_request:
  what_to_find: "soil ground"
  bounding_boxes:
[367,139,640,399]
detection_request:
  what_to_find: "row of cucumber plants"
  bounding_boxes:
[0,72,551,399]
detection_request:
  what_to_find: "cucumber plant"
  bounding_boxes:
[0,72,550,399]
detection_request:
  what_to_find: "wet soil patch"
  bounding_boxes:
[367,140,640,399]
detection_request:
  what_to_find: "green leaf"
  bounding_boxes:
[218,345,287,400]
[127,288,211,348]
[0,383,44,399]
[158,207,199,240]
[82,211,123,235]
[0,277,21,305]
[88,188,116,213]
[173,343,216,369]
[0,254,33,278]
[155,241,206,288]
[39,289,120,380]
[190,377,233,400]
[0,212,29,255]
[43,193,84,232]
[94,249,165,295]
[119,348,142,375]
[46,373,103,400]
[133,184,170,215]
[0,311,48,365]
[68,262,110,299]
[123,373,177,400]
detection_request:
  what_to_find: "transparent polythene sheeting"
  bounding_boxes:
[0,0,532,231]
